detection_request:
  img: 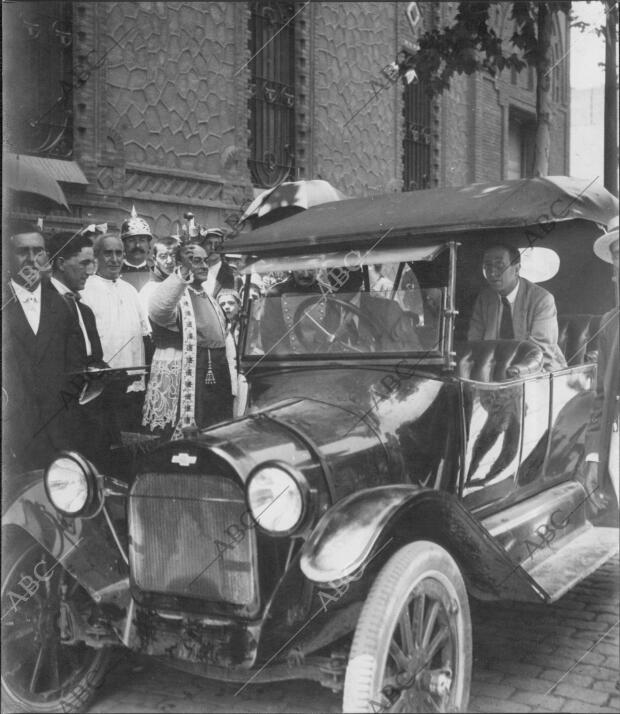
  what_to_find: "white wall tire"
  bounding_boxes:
[343,541,472,713]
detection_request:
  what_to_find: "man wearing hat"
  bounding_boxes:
[120,206,153,292]
[583,216,619,510]
[200,229,236,297]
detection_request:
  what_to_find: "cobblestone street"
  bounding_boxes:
[90,556,619,714]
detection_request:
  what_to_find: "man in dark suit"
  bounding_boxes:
[49,232,113,468]
[582,217,619,512]
[49,232,104,365]
[2,220,85,473]
[468,243,566,371]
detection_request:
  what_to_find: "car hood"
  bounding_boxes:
[143,367,424,502]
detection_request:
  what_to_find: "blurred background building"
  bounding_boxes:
[2,1,570,236]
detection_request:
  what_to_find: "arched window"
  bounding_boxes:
[3,1,73,158]
[248,1,296,187]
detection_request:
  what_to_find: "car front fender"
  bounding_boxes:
[300,484,548,602]
[2,475,130,610]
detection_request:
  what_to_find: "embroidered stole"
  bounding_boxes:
[172,289,228,439]
[172,290,198,439]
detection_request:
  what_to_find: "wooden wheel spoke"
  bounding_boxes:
[424,624,450,666]
[421,600,440,649]
[28,646,45,693]
[47,636,61,691]
[412,594,425,648]
[398,607,415,657]
[389,639,409,671]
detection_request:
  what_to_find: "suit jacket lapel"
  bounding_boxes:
[34,286,61,363]
[4,284,38,352]
[486,291,500,339]
[512,279,527,339]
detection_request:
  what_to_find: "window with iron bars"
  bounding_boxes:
[3,1,74,159]
[248,0,296,187]
[403,81,432,191]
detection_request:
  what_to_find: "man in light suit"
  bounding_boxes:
[468,243,566,371]
[2,220,84,472]
[582,217,619,511]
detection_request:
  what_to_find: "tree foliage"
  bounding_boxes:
[400,1,571,95]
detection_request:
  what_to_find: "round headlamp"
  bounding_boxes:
[44,451,99,517]
[246,462,309,535]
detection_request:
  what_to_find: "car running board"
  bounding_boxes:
[522,524,619,603]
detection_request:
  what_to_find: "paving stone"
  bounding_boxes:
[472,669,505,683]
[593,679,620,694]
[503,676,550,694]
[523,692,567,711]
[470,682,516,700]
[571,663,620,680]
[469,695,531,713]
[510,690,549,707]
[528,653,582,671]
[554,683,610,706]
[487,661,543,679]
[560,701,618,714]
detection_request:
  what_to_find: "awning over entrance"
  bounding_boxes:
[5,153,89,184]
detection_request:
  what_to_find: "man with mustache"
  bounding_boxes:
[119,206,153,292]
[2,219,84,472]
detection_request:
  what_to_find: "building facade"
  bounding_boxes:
[3,1,570,236]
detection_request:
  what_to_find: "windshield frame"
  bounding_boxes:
[237,241,459,370]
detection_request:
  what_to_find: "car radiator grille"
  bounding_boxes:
[129,473,257,606]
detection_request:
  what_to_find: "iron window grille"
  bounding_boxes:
[248,1,296,187]
[3,1,74,159]
[403,80,432,192]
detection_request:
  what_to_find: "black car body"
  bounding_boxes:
[2,177,619,713]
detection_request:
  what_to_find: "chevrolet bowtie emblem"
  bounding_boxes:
[171,452,197,467]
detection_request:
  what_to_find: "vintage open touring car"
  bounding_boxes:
[2,177,619,713]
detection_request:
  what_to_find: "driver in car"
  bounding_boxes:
[260,269,327,354]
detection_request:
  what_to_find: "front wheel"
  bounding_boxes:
[1,533,111,713]
[343,541,472,713]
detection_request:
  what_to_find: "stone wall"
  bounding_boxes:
[311,1,403,197]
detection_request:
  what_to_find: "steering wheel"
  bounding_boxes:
[292,295,383,353]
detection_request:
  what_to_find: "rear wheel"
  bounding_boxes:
[343,541,472,713]
[1,534,110,713]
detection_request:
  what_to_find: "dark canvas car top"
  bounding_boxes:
[229,176,618,255]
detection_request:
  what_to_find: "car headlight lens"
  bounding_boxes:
[45,452,95,516]
[247,463,307,534]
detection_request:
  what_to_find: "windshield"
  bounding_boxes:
[241,252,448,359]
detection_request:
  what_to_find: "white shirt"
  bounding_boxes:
[11,279,41,334]
[503,280,520,307]
[81,274,150,391]
[51,277,92,357]
[123,259,148,270]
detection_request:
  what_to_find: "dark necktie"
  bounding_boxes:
[499,296,514,339]
[64,291,82,314]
